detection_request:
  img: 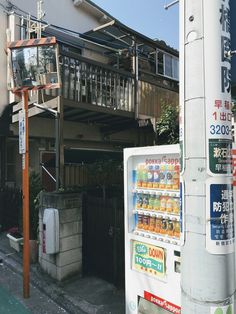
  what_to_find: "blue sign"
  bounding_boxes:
[210,184,234,245]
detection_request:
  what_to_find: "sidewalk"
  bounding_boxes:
[0,232,125,314]
[0,284,30,314]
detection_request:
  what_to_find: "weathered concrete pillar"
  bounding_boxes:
[39,192,82,281]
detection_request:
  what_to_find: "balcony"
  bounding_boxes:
[44,49,178,125]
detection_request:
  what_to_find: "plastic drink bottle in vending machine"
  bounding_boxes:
[159,164,166,189]
[136,164,143,188]
[154,193,161,211]
[172,197,180,214]
[143,215,150,231]
[148,194,155,210]
[147,165,154,188]
[173,221,180,239]
[136,193,143,209]
[166,197,173,213]
[155,217,162,234]
[167,220,174,237]
[149,216,156,232]
[142,194,149,209]
[153,164,160,188]
[172,164,180,190]
[166,164,174,189]
[137,214,143,230]
[142,165,148,188]
[160,219,167,235]
[160,195,167,212]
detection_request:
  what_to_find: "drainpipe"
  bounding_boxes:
[132,40,139,120]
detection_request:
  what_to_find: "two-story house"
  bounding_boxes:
[0,0,179,190]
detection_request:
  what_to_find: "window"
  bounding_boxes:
[157,52,164,75]
[164,54,172,77]
[172,57,179,80]
[156,51,179,80]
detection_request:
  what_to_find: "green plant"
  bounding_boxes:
[155,102,179,145]
[29,172,42,240]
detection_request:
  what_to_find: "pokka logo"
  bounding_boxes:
[144,292,181,314]
[145,156,179,166]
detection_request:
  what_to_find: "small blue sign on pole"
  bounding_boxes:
[206,178,235,254]
[19,109,26,154]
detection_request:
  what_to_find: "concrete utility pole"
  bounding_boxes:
[180,0,235,313]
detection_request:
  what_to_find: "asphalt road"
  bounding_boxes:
[0,262,67,314]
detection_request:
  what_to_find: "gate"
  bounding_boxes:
[83,192,124,287]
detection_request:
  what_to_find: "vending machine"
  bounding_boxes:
[124,145,182,314]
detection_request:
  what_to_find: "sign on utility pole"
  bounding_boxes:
[180,0,235,312]
[19,109,26,154]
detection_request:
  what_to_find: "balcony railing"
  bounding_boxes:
[47,52,135,113]
[46,51,179,119]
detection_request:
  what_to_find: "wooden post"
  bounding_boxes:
[58,96,64,188]
[22,90,30,298]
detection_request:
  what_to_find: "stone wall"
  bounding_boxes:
[39,192,82,281]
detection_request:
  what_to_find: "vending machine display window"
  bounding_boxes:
[127,153,181,246]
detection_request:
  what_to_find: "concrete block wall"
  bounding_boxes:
[39,192,82,281]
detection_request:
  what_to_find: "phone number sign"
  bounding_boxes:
[206,178,234,254]
[204,0,232,176]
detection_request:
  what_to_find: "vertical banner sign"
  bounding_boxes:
[204,0,232,176]
[19,109,26,155]
[206,177,234,254]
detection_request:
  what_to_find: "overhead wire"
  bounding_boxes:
[0,0,128,52]
[0,0,178,71]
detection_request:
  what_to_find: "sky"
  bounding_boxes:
[92,0,179,50]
